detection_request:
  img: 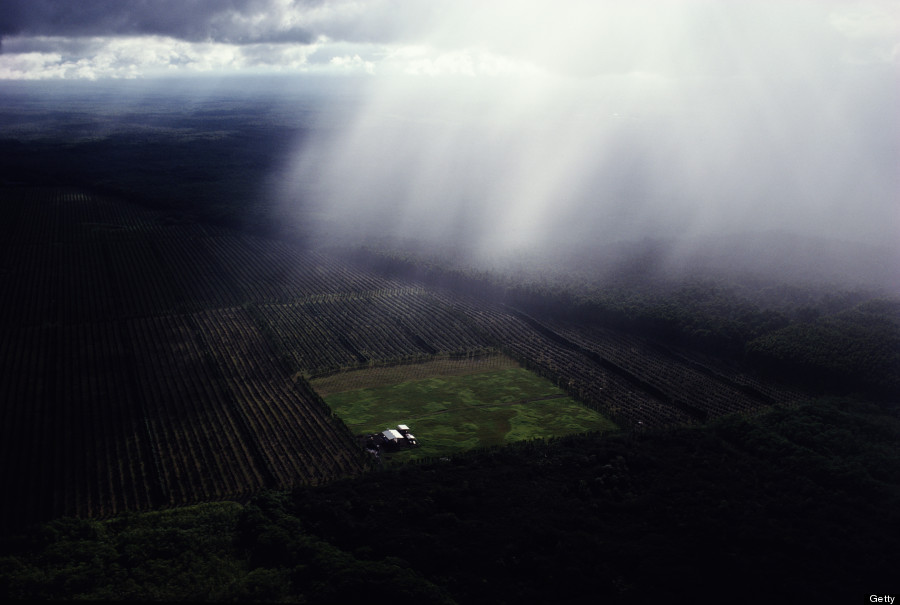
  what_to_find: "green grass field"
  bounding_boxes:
[315,359,618,462]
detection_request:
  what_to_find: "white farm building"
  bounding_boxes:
[379,425,418,448]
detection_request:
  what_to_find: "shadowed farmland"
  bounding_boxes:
[0,186,814,526]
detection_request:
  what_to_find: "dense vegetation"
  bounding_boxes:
[349,247,900,398]
[2,398,897,603]
[0,80,322,237]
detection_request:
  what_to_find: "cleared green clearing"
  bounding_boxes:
[315,362,618,462]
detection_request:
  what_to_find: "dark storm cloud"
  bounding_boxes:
[0,0,317,44]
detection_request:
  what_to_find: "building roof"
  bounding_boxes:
[382,429,404,441]
[397,424,409,431]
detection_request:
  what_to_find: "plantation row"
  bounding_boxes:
[53,322,157,518]
[253,291,489,375]
[0,323,155,521]
[0,187,230,245]
[106,239,185,319]
[0,310,367,525]
[201,235,416,305]
[189,307,366,487]
[0,186,430,317]
[2,222,439,329]
[408,287,806,426]
[549,321,804,406]
[126,314,268,506]
[0,243,58,327]
[0,326,61,521]
[546,321,782,419]
[0,186,27,246]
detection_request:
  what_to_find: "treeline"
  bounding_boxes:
[542,286,900,398]
[2,397,898,603]
[347,247,900,398]
[745,300,900,395]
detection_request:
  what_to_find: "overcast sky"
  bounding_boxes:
[0,0,898,79]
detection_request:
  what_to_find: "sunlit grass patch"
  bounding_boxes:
[314,359,618,461]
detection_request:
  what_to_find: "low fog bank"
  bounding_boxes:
[561,231,900,296]
[342,230,900,301]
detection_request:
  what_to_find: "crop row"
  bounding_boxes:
[547,321,774,418]
[0,308,369,525]
[255,291,489,374]
[0,188,162,244]
[0,326,58,523]
[53,322,157,518]
[3,229,445,330]
[0,187,806,525]
[55,242,119,325]
[190,307,366,485]
[0,187,253,244]
[1,237,182,328]
[106,239,184,317]
[1,238,163,328]
[126,314,269,506]
[431,289,799,424]
[0,307,374,522]
[203,235,414,304]
[0,322,157,522]
[0,243,59,328]
[645,341,807,406]
[151,236,247,311]
[0,187,29,246]
[550,321,803,412]
[3,187,479,328]
[1,187,68,245]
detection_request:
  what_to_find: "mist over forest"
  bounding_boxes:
[276,71,898,258]
[2,71,898,295]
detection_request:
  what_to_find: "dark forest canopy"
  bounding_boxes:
[2,398,898,603]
